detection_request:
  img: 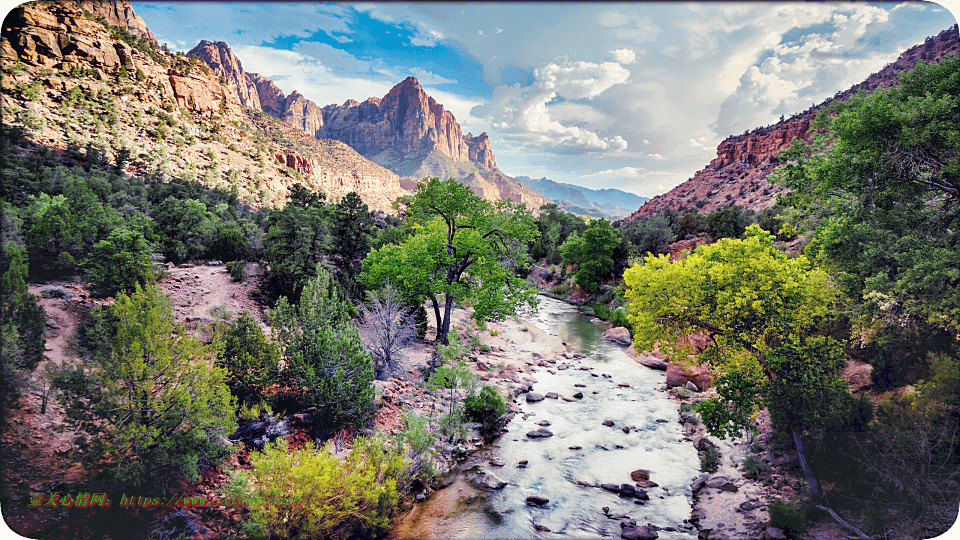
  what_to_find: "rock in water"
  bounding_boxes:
[526,428,553,438]
[602,327,632,345]
[621,525,658,539]
[630,469,651,481]
[526,392,544,402]
[526,495,549,506]
[480,470,507,490]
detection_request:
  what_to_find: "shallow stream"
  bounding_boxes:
[390,296,702,539]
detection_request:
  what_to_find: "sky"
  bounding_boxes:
[128,1,959,198]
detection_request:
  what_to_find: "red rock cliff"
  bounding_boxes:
[627,24,960,219]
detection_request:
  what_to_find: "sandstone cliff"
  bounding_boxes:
[0,1,406,213]
[185,40,549,208]
[79,0,156,44]
[628,24,960,219]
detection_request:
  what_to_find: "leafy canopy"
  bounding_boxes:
[624,225,849,439]
[361,178,538,343]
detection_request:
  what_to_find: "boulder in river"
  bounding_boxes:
[526,428,554,438]
[602,327,632,346]
[526,392,544,402]
[603,419,615,426]
[526,495,549,506]
[601,483,621,493]
[480,470,507,490]
[621,525,659,539]
[635,355,668,370]
[545,392,558,399]
[630,469,651,481]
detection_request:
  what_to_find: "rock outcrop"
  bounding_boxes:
[282,91,324,138]
[627,24,960,219]
[0,1,406,213]
[79,0,156,43]
[187,40,261,109]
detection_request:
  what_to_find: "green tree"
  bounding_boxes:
[361,178,538,344]
[52,284,236,490]
[705,205,749,240]
[530,203,587,264]
[624,225,848,499]
[560,218,620,293]
[0,204,45,443]
[616,215,675,258]
[152,196,218,264]
[83,227,155,298]
[271,268,375,432]
[773,55,960,336]
[216,311,280,406]
[333,192,376,297]
[262,184,332,301]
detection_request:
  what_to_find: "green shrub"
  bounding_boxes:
[464,385,507,440]
[396,411,436,486]
[228,436,406,540]
[700,446,721,473]
[216,311,280,406]
[768,500,809,535]
[84,227,155,297]
[609,307,633,333]
[742,455,771,480]
[226,260,245,282]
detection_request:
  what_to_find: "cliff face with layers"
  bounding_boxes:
[628,24,960,219]
[1,1,406,212]
[187,41,549,208]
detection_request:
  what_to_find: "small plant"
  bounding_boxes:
[464,385,507,440]
[489,329,499,337]
[521,326,529,332]
[226,261,245,282]
[40,286,71,299]
[742,455,771,480]
[478,344,491,353]
[768,500,809,535]
[700,446,721,473]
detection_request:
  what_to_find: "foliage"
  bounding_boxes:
[271,269,376,432]
[83,227,155,298]
[672,212,703,239]
[624,225,850,497]
[152,196,218,264]
[52,284,235,490]
[228,436,406,540]
[425,330,479,441]
[464,385,507,440]
[772,54,960,339]
[616,215,675,258]
[262,184,332,301]
[226,260,245,282]
[530,203,587,264]
[0,204,46,433]
[560,218,620,293]
[705,205,749,240]
[216,311,280,406]
[361,178,538,343]
[742,455,771,480]
[332,192,376,298]
[700,446,720,473]
[359,282,420,380]
[396,411,436,486]
[768,500,809,535]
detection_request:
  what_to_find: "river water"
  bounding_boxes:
[391,296,702,539]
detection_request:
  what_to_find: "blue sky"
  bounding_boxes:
[130,1,958,197]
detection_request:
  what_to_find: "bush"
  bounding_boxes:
[216,311,280,406]
[464,385,507,440]
[226,261,245,282]
[396,412,436,487]
[228,437,406,540]
[768,500,809,534]
[84,227,155,297]
[742,455,771,480]
[700,446,721,473]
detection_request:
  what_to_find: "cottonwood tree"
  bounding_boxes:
[559,218,620,293]
[359,282,420,380]
[361,178,538,344]
[624,225,851,500]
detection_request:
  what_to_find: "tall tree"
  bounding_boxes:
[262,184,333,301]
[624,225,850,499]
[560,218,620,293]
[361,178,538,344]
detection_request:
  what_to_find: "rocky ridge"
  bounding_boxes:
[628,24,960,219]
[0,2,406,212]
[186,41,549,209]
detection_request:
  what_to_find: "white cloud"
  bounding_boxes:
[475,59,631,154]
[611,48,637,65]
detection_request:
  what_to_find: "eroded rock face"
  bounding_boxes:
[79,0,156,43]
[465,132,497,171]
[187,40,261,109]
[626,24,960,220]
[282,91,324,138]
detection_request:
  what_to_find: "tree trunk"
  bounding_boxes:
[792,430,823,500]
[440,294,454,345]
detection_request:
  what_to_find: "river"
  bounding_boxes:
[390,296,702,539]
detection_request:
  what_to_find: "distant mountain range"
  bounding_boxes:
[516,176,648,220]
